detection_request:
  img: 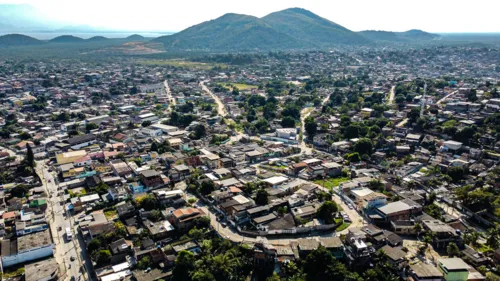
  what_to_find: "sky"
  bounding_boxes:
[1,0,499,33]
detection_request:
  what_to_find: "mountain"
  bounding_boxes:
[153,13,306,51]
[0,34,43,46]
[126,34,146,40]
[49,35,85,43]
[87,36,108,42]
[262,8,369,46]
[359,29,439,43]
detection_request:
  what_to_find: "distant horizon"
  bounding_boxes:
[1,1,499,33]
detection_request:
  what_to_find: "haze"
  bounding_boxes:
[1,0,499,33]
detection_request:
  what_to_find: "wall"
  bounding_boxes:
[1,244,54,267]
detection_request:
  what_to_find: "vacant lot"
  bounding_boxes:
[138,59,227,70]
[220,83,258,91]
[314,177,350,190]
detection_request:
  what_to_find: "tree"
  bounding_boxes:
[427,192,437,205]
[137,256,152,270]
[10,184,30,197]
[486,228,499,249]
[199,181,216,195]
[304,116,317,136]
[346,152,361,163]
[142,120,152,127]
[267,273,281,281]
[172,250,195,281]
[87,238,101,254]
[85,122,99,131]
[303,246,334,280]
[413,222,423,237]
[255,189,269,206]
[408,108,420,123]
[191,124,206,140]
[316,201,338,224]
[25,143,35,168]
[95,182,109,195]
[447,166,465,183]
[94,250,111,266]
[150,141,159,152]
[467,89,478,102]
[281,116,296,128]
[353,138,373,156]
[192,271,216,281]
[447,242,460,257]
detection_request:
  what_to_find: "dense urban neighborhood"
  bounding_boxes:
[0,43,500,281]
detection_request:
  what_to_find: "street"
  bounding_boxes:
[35,162,95,281]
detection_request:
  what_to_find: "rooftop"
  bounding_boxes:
[25,257,58,281]
[18,229,52,252]
[439,258,470,271]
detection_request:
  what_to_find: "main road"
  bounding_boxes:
[298,94,331,154]
[387,86,396,105]
[36,162,95,281]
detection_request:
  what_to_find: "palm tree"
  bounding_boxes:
[414,222,423,237]
[486,228,499,249]
[210,251,241,280]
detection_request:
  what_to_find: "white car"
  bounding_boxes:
[347,204,354,210]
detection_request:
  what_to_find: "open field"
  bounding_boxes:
[314,177,350,190]
[219,83,258,91]
[138,59,227,69]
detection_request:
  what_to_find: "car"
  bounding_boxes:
[78,214,86,219]
[48,179,51,183]
[348,204,354,210]
[70,256,75,261]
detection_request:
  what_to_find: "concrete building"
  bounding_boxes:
[25,257,59,281]
[409,263,444,281]
[0,230,54,267]
[438,258,470,281]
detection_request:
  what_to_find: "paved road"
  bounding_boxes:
[387,86,395,105]
[36,163,95,281]
[200,81,227,117]
[163,80,176,112]
[436,90,458,105]
[298,94,331,154]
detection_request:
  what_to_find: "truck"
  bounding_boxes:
[66,227,73,241]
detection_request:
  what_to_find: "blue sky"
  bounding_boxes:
[1,0,499,33]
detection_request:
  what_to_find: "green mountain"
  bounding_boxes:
[126,34,145,40]
[86,36,108,42]
[262,8,369,46]
[0,34,43,46]
[49,35,85,43]
[359,29,439,43]
[153,13,307,51]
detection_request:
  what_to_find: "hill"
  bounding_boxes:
[49,35,85,43]
[359,29,439,43]
[153,13,305,51]
[0,34,43,46]
[126,34,145,40]
[262,8,369,46]
[86,36,108,42]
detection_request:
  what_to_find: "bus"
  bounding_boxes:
[66,227,73,241]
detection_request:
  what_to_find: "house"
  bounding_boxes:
[374,199,422,223]
[409,263,444,281]
[379,245,407,269]
[0,230,54,267]
[116,202,136,218]
[167,208,206,231]
[144,219,175,239]
[422,220,462,249]
[129,181,148,194]
[65,134,96,150]
[24,257,59,281]
[322,162,342,177]
[438,258,470,281]
[109,187,128,201]
[140,170,164,189]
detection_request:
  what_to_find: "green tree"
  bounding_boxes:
[85,122,99,131]
[172,251,195,281]
[95,250,111,266]
[137,256,152,270]
[199,181,216,196]
[486,228,499,249]
[255,189,269,206]
[447,242,460,257]
[353,138,373,156]
[316,201,338,224]
[142,120,152,127]
[191,124,206,140]
[150,141,159,152]
[346,152,361,163]
[95,182,109,195]
[25,143,35,168]
[304,116,317,136]
[281,116,296,128]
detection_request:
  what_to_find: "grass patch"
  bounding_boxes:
[138,59,227,70]
[104,210,118,220]
[219,83,258,91]
[474,243,493,253]
[314,177,350,190]
[2,265,25,278]
[336,222,351,232]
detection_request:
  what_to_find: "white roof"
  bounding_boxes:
[263,176,289,185]
[351,188,374,198]
[303,158,322,164]
[138,112,155,118]
[80,193,100,203]
[112,262,130,272]
[232,195,251,204]
[100,270,132,281]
